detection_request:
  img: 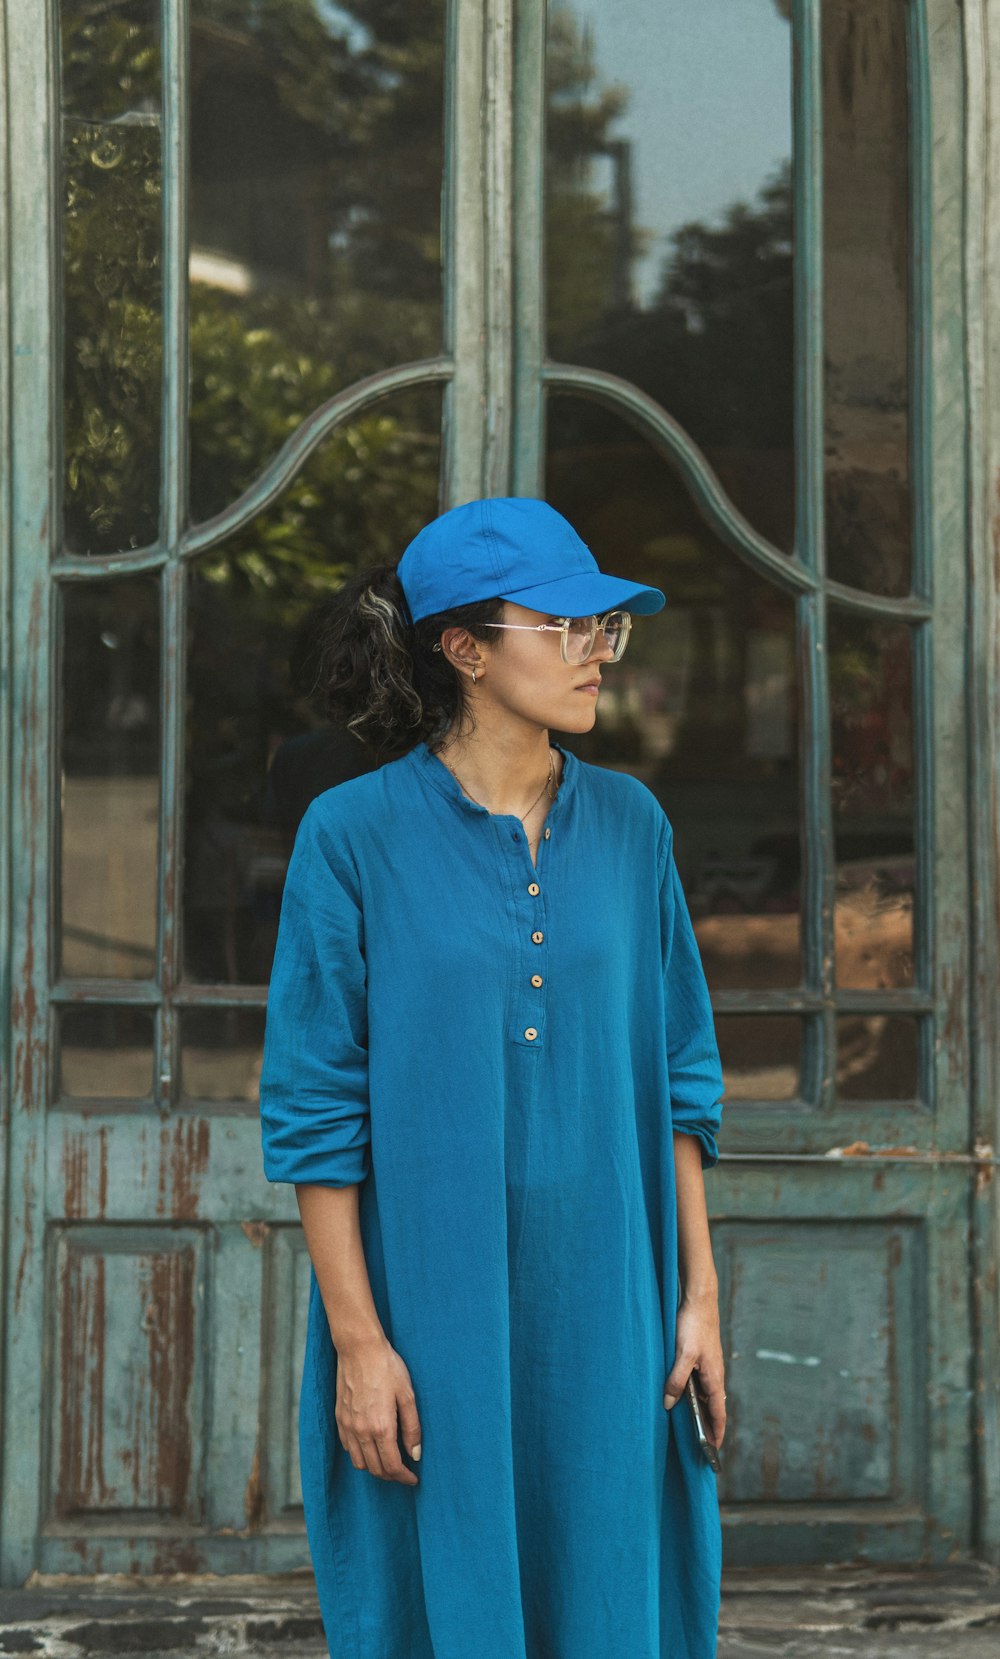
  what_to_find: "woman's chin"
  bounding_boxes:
[568,697,600,727]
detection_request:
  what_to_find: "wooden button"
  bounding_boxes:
[528,882,540,895]
[524,1028,538,1041]
[531,930,544,944]
[531,974,543,987]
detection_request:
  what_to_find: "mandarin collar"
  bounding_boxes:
[408,738,578,822]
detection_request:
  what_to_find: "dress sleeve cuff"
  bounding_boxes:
[672,1123,720,1171]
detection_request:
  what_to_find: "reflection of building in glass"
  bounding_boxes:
[546,0,917,1061]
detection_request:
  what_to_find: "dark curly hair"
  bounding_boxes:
[299,561,508,762]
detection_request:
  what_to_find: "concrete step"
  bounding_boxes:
[718,1562,1000,1657]
[0,1564,996,1658]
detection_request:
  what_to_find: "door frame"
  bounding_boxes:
[2,0,999,1584]
[962,0,1000,1568]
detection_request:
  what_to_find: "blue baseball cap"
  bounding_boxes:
[396,496,666,623]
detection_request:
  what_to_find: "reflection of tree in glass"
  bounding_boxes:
[192,390,442,638]
[648,166,792,446]
[61,0,448,552]
[544,16,794,549]
[546,8,632,356]
[550,145,794,459]
[182,393,441,983]
[191,0,445,303]
[61,0,164,553]
[61,0,162,121]
[188,0,445,519]
[829,620,913,819]
[62,118,163,553]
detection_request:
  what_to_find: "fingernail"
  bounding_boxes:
[411,1443,421,1461]
[664,1394,677,1409]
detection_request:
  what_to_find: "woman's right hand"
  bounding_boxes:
[334,1334,422,1484]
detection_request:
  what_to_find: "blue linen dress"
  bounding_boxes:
[259,736,726,1659]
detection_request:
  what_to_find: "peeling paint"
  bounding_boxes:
[14,1138,37,1315]
[244,1444,264,1531]
[156,1117,211,1219]
[58,1247,116,1514]
[755,1348,822,1367]
[825,1140,921,1158]
[62,1128,111,1221]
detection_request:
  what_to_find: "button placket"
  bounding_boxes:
[506,813,552,1048]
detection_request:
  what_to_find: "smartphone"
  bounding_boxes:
[685,1373,722,1474]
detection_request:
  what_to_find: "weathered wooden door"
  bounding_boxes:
[1,0,993,1582]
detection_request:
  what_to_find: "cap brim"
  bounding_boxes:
[500,571,666,617]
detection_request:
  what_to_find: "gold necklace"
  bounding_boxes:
[436,747,559,823]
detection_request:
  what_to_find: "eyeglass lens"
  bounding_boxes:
[565,612,628,663]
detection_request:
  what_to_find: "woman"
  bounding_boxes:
[259,495,727,1659]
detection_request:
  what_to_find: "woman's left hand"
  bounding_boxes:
[663,1290,727,1448]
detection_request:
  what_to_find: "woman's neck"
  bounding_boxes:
[431,725,561,818]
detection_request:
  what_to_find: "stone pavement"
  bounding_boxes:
[717,1563,1000,1656]
[0,1563,997,1657]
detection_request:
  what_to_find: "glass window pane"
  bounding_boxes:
[829,610,915,990]
[180,1008,264,1101]
[545,0,794,551]
[716,1014,802,1103]
[546,395,802,991]
[184,386,442,983]
[60,578,161,979]
[836,1014,919,1102]
[188,0,445,524]
[60,0,163,555]
[58,1006,155,1099]
[823,0,911,596]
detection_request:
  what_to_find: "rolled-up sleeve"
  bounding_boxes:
[657,818,725,1170]
[260,796,371,1187]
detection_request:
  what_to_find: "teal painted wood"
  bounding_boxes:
[511,0,544,497]
[444,0,519,503]
[907,0,943,1161]
[962,0,1000,1566]
[443,0,492,504]
[920,0,974,1166]
[2,0,58,1588]
[792,0,836,1120]
[0,0,13,1579]
[0,0,13,1589]
[482,0,515,496]
[710,1158,972,1563]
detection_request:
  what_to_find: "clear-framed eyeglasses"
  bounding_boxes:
[432,610,632,665]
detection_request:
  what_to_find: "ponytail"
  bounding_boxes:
[304,561,507,761]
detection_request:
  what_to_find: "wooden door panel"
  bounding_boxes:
[263,1229,312,1521]
[713,1163,970,1564]
[48,1226,206,1523]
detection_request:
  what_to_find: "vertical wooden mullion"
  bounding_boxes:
[1,0,57,1586]
[511,0,545,498]
[443,0,488,506]
[442,0,514,506]
[792,0,835,1113]
[906,2,937,1127]
[964,0,1000,1563]
[915,0,977,1554]
[482,0,514,496]
[157,0,189,1108]
[0,0,13,1471]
